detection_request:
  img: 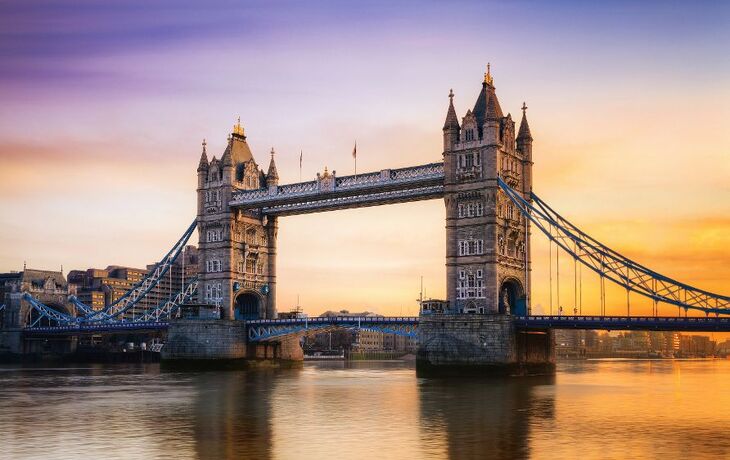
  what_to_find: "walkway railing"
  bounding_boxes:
[230,162,445,214]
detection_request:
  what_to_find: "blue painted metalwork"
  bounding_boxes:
[516,315,730,332]
[497,178,730,316]
[230,163,445,215]
[82,220,197,321]
[246,316,419,341]
[22,293,78,327]
[24,321,170,335]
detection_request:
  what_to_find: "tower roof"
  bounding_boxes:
[443,89,460,131]
[197,139,209,171]
[517,102,532,140]
[224,118,254,165]
[473,64,503,127]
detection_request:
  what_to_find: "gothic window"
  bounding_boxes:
[246,229,257,245]
[457,268,486,299]
[207,230,222,242]
[458,239,484,256]
[206,260,222,273]
[204,283,222,302]
[465,129,474,142]
[246,258,256,273]
[458,201,483,219]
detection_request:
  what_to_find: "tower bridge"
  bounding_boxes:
[5,66,730,374]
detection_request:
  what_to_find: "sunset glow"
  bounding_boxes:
[1,1,728,317]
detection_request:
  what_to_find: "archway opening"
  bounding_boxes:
[234,292,261,321]
[498,279,524,315]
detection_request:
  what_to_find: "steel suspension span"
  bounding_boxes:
[497,178,730,316]
[81,220,197,321]
[22,221,198,327]
[23,279,198,328]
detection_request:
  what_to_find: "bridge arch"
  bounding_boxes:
[498,278,524,315]
[234,290,264,321]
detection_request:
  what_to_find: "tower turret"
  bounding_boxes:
[266,148,279,188]
[443,89,460,151]
[517,102,533,195]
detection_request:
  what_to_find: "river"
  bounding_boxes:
[1,359,729,459]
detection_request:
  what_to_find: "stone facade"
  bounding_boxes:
[196,121,278,320]
[0,269,75,353]
[442,67,533,316]
[417,314,554,375]
[161,319,248,360]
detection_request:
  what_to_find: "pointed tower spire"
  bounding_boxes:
[197,138,209,171]
[517,102,532,140]
[267,147,279,187]
[443,89,460,131]
[473,63,503,128]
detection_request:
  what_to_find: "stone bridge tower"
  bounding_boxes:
[418,67,553,376]
[443,65,533,316]
[196,120,278,320]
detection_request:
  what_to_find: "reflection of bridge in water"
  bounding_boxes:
[6,67,729,372]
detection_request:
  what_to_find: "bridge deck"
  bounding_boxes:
[22,315,730,336]
[516,315,730,332]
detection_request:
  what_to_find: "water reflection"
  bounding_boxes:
[4,361,730,459]
[190,370,277,460]
[418,375,555,459]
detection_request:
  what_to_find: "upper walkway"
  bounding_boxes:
[229,162,444,215]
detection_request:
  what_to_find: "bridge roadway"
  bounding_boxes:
[23,315,730,338]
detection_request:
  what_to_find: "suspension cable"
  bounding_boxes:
[574,241,577,316]
[579,262,583,315]
[549,233,553,316]
[557,243,560,315]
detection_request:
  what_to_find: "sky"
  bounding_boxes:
[0,0,728,317]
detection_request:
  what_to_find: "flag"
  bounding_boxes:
[352,141,357,159]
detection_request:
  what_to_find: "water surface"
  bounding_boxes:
[1,360,729,459]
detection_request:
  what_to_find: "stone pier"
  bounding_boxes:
[416,314,554,376]
[161,318,303,364]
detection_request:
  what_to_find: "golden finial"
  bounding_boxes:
[323,166,330,178]
[484,62,493,85]
[233,117,245,136]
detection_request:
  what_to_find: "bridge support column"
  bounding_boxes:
[248,335,303,362]
[416,314,554,376]
[266,216,278,319]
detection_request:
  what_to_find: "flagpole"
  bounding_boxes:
[299,150,303,182]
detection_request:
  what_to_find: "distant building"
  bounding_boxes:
[304,309,415,354]
[0,268,74,335]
